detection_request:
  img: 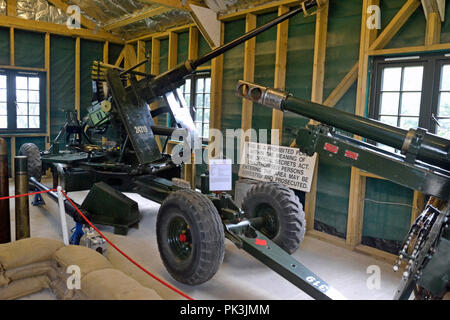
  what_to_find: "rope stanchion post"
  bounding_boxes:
[60,190,194,301]
[15,156,30,240]
[0,138,10,243]
[57,186,70,246]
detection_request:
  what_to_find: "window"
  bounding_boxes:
[370,53,450,149]
[180,72,211,139]
[0,70,45,134]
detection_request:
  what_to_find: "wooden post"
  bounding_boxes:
[75,37,80,119]
[240,13,256,152]
[209,22,224,159]
[136,40,146,80]
[425,11,441,46]
[6,0,16,16]
[271,5,289,145]
[185,26,200,188]
[103,41,109,64]
[346,0,379,248]
[45,33,50,149]
[151,38,163,151]
[305,1,329,231]
[9,28,14,66]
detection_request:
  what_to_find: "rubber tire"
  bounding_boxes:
[156,189,225,285]
[18,143,42,182]
[242,182,305,254]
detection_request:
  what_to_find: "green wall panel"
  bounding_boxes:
[0,27,9,65]
[252,12,277,141]
[145,40,152,74]
[177,31,189,64]
[440,0,450,43]
[80,40,103,118]
[14,30,45,68]
[198,33,211,66]
[159,38,169,73]
[221,19,245,182]
[50,36,75,141]
[108,43,123,66]
[362,178,413,253]
[283,11,316,146]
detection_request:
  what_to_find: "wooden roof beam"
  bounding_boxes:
[136,0,205,10]
[103,6,171,31]
[0,15,124,44]
[421,0,446,21]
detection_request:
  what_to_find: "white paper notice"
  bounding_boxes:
[209,158,232,191]
[239,142,317,192]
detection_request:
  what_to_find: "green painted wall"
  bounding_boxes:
[15,30,45,69]
[177,31,189,64]
[0,27,9,65]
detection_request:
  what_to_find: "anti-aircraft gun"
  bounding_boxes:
[236,80,450,300]
[21,1,352,301]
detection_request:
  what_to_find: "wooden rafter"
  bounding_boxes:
[0,15,124,43]
[46,0,98,30]
[421,0,446,20]
[103,7,171,31]
[6,0,16,16]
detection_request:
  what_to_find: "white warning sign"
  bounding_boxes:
[238,142,317,192]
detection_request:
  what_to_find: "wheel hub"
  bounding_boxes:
[168,216,192,260]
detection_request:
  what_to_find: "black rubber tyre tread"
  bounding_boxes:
[18,143,42,182]
[156,189,225,285]
[242,182,305,254]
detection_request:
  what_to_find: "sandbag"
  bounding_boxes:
[53,245,112,277]
[81,269,162,300]
[0,276,50,300]
[0,238,64,271]
[0,273,8,287]
[4,261,56,283]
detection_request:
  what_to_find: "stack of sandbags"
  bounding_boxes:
[0,237,163,300]
[0,238,64,300]
[51,245,162,300]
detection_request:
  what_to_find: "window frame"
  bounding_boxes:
[0,68,46,135]
[369,53,450,137]
[182,70,211,142]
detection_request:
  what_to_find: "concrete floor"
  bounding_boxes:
[8,179,403,300]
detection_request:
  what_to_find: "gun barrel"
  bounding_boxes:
[236,80,450,170]
[143,1,317,103]
[192,1,317,69]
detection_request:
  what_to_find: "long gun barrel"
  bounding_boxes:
[236,80,450,170]
[136,0,318,104]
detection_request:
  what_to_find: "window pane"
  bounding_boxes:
[16,90,28,102]
[379,116,398,127]
[400,92,421,116]
[195,122,202,134]
[196,78,204,93]
[29,90,39,103]
[185,79,191,93]
[380,92,399,115]
[17,103,28,115]
[204,108,210,122]
[402,66,423,91]
[0,76,5,89]
[0,116,7,129]
[196,94,203,107]
[203,124,209,137]
[16,77,28,89]
[17,116,28,128]
[441,65,450,90]
[28,77,39,90]
[29,116,40,129]
[29,103,39,115]
[205,78,211,92]
[438,92,450,117]
[184,94,190,107]
[204,94,210,108]
[381,67,401,91]
[196,109,203,121]
[436,119,450,139]
[399,117,419,130]
[0,88,6,102]
[0,103,6,115]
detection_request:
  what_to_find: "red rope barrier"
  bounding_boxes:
[60,190,194,301]
[0,189,57,200]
